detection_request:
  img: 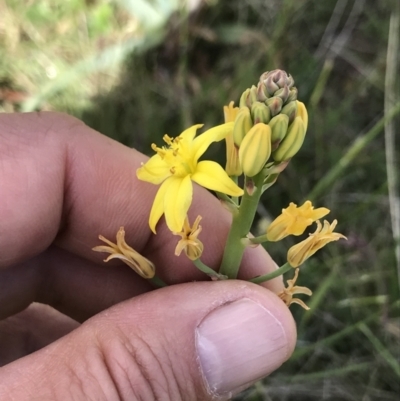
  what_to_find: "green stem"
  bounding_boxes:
[193,259,227,280]
[219,172,266,278]
[249,262,292,284]
[231,175,239,205]
[150,275,167,287]
[216,192,239,210]
[247,234,269,245]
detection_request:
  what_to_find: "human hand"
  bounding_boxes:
[0,112,296,400]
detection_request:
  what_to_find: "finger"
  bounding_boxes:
[0,246,152,321]
[0,281,296,401]
[1,112,282,318]
[0,112,278,281]
[0,303,79,366]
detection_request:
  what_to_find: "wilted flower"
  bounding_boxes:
[174,215,204,260]
[93,227,155,279]
[287,220,347,267]
[278,268,312,310]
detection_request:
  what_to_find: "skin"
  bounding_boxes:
[0,112,296,401]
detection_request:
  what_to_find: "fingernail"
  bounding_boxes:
[196,298,289,397]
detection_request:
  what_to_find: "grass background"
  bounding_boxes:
[1,0,399,399]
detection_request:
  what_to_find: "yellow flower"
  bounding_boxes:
[92,227,155,279]
[137,123,244,233]
[174,215,204,260]
[223,101,242,176]
[287,219,346,267]
[267,200,330,241]
[278,268,312,310]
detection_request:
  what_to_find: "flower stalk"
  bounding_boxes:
[219,171,266,278]
[249,262,293,284]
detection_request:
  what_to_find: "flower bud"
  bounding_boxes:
[239,123,272,177]
[239,86,259,108]
[232,107,253,146]
[256,82,268,101]
[266,96,283,116]
[251,101,271,124]
[239,88,251,108]
[287,87,298,102]
[225,134,242,176]
[268,114,289,149]
[272,116,306,162]
[260,69,295,96]
[274,85,290,103]
[281,100,298,125]
[296,100,308,131]
[264,77,279,96]
[224,102,242,176]
[249,85,258,105]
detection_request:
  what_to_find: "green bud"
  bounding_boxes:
[274,86,290,103]
[266,96,283,116]
[239,123,272,177]
[232,107,253,147]
[272,116,306,161]
[251,102,271,124]
[268,114,289,148]
[239,86,258,108]
[249,85,258,104]
[287,87,298,103]
[239,89,250,108]
[281,100,298,125]
[256,82,268,101]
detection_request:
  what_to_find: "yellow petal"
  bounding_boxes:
[92,245,116,254]
[96,235,119,250]
[290,298,311,310]
[266,215,292,241]
[223,101,240,123]
[149,178,172,233]
[192,122,234,162]
[192,160,244,196]
[179,124,204,142]
[287,220,346,267]
[291,285,313,296]
[105,253,155,279]
[311,207,330,221]
[225,132,242,176]
[287,235,315,267]
[298,200,330,221]
[164,175,193,232]
[136,154,171,184]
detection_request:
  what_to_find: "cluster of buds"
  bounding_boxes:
[231,69,308,177]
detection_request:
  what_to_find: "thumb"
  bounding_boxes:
[0,281,296,401]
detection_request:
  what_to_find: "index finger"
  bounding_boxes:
[0,112,280,287]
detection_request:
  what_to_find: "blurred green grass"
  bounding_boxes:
[1,0,399,400]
